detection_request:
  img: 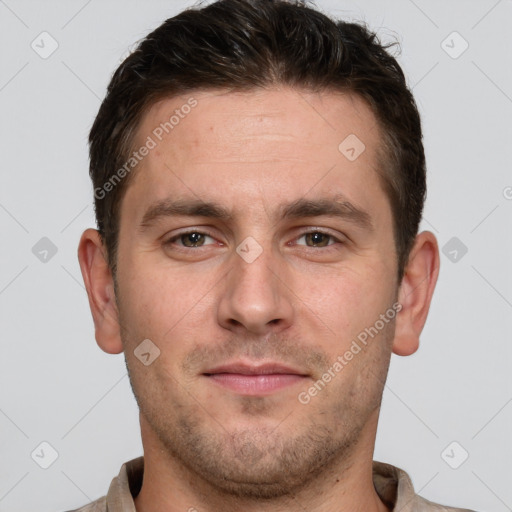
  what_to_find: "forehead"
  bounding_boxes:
[137,87,380,158]
[123,87,388,226]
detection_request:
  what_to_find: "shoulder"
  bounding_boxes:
[62,456,143,512]
[372,460,478,512]
[413,493,477,512]
[63,495,106,512]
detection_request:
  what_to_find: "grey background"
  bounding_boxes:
[0,0,511,510]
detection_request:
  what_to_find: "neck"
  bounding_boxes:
[134,411,390,512]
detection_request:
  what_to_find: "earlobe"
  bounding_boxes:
[392,231,440,357]
[77,228,124,354]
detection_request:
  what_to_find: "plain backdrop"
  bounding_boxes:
[0,0,511,511]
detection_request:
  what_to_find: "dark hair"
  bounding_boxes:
[89,0,425,282]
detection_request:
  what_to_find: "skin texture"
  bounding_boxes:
[78,86,440,512]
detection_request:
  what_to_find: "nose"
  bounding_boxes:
[217,242,294,336]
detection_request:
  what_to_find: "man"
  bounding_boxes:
[75,0,475,510]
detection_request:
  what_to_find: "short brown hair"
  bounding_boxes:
[89,0,426,282]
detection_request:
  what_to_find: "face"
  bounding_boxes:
[114,87,400,497]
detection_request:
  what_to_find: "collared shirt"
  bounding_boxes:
[67,457,476,512]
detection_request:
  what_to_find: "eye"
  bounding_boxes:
[165,231,217,248]
[294,230,341,248]
[163,229,344,252]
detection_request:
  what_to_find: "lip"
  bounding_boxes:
[204,362,307,376]
[203,361,309,396]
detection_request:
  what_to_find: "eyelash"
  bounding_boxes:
[164,229,344,251]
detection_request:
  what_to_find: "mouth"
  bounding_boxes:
[203,361,309,396]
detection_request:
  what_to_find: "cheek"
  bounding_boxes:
[308,264,395,345]
[118,262,216,369]
[119,252,187,318]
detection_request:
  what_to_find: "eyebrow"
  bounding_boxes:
[138,195,373,232]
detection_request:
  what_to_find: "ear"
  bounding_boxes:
[393,231,440,356]
[77,228,124,354]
